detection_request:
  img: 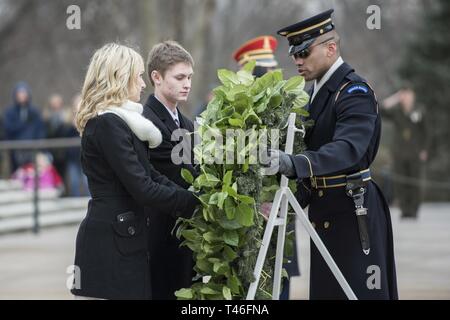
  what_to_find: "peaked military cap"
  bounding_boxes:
[233,35,278,68]
[277,9,335,56]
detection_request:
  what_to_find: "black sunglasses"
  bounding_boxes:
[293,37,335,60]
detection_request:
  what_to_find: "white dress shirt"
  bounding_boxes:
[310,56,344,103]
[155,95,180,127]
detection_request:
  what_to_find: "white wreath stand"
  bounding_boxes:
[246,113,357,300]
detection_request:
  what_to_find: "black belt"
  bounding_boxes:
[311,169,372,255]
[310,169,371,189]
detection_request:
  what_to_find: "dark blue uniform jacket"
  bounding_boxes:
[292,62,398,300]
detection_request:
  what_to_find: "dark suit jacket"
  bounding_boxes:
[71,113,198,300]
[143,94,198,299]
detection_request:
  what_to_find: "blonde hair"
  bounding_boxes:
[75,43,144,134]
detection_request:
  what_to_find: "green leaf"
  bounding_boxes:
[223,170,233,187]
[244,111,261,126]
[227,274,241,294]
[203,95,223,122]
[271,69,283,82]
[218,69,240,87]
[202,208,209,222]
[217,216,242,230]
[237,70,254,86]
[251,72,276,96]
[196,259,213,273]
[198,193,211,206]
[222,245,238,261]
[225,85,248,102]
[181,168,194,184]
[181,229,200,242]
[184,241,201,252]
[268,94,283,109]
[203,243,223,254]
[223,230,239,247]
[218,192,228,210]
[220,105,235,118]
[175,288,193,299]
[292,90,310,109]
[223,286,232,300]
[224,186,238,199]
[233,93,253,114]
[203,231,220,243]
[283,75,305,93]
[208,193,218,205]
[242,160,249,173]
[235,203,254,226]
[214,116,231,128]
[212,85,227,99]
[228,118,244,128]
[238,194,255,205]
[293,106,310,116]
[224,196,236,219]
[207,206,217,222]
[213,261,229,275]
[255,99,269,113]
[200,286,221,295]
[195,173,221,188]
[242,60,256,73]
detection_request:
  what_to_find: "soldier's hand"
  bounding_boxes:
[262,149,296,178]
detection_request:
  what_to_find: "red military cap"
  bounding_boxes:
[233,35,278,68]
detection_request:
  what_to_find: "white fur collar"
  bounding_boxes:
[99,100,162,148]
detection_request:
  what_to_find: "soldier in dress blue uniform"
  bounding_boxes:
[268,9,398,299]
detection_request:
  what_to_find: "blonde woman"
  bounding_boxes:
[71,43,199,300]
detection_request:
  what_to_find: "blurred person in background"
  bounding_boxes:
[3,82,45,172]
[232,35,279,76]
[44,93,69,192]
[12,152,63,192]
[382,87,428,219]
[65,94,89,197]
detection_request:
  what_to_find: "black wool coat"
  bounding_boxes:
[71,113,198,300]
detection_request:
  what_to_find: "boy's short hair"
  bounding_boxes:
[147,41,194,86]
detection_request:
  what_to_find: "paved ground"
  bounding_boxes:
[0,203,449,300]
[291,203,450,300]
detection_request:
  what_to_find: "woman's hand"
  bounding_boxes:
[260,202,273,221]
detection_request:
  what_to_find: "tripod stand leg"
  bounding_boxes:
[246,188,285,300]
[286,188,357,300]
[295,213,302,277]
[273,192,289,299]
